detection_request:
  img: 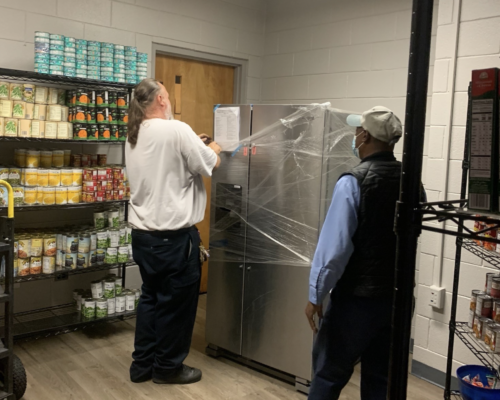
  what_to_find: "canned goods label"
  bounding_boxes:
[117,246,128,263]
[43,236,57,256]
[31,237,43,257]
[30,256,42,274]
[98,124,110,140]
[86,107,96,123]
[79,236,90,253]
[116,295,126,312]
[107,298,116,314]
[104,280,115,298]
[96,300,108,318]
[42,256,55,274]
[73,123,87,140]
[77,252,89,268]
[83,299,96,318]
[109,109,118,123]
[126,293,135,311]
[105,247,118,264]
[117,92,129,108]
[118,109,128,125]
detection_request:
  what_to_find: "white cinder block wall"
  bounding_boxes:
[0,0,266,104]
[414,0,500,381]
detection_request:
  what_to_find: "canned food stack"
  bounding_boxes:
[101,42,115,83]
[13,217,132,277]
[16,233,57,277]
[87,41,101,81]
[75,39,88,79]
[0,84,70,139]
[66,88,128,141]
[49,34,65,76]
[75,277,140,319]
[83,166,126,202]
[63,37,76,78]
[125,46,138,85]
[473,218,500,253]
[468,271,500,354]
[136,52,148,82]
[34,32,50,74]
[114,45,125,83]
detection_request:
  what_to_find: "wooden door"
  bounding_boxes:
[155,54,235,293]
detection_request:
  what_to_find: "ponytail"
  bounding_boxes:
[127,79,161,145]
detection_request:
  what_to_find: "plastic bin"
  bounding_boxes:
[457,365,500,400]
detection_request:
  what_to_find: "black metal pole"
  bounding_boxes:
[444,83,472,399]
[388,1,434,399]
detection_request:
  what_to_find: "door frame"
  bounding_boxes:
[151,43,248,104]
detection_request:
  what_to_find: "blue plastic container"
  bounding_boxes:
[457,365,500,400]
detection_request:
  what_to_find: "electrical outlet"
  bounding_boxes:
[429,285,445,309]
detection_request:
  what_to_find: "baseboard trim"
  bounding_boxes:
[411,359,459,391]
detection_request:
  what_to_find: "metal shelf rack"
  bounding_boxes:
[0,200,129,214]
[0,68,135,90]
[8,261,136,284]
[0,69,136,342]
[0,137,125,145]
[0,303,137,342]
[417,84,500,399]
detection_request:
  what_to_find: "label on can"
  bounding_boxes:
[83,299,96,319]
[18,258,30,276]
[104,280,115,298]
[43,236,57,256]
[115,295,125,313]
[31,237,43,257]
[115,277,123,295]
[126,292,135,311]
[77,252,89,269]
[30,256,42,274]
[105,247,118,264]
[66,235,78,253]
[56,249,64,267]
[78,235,91,253]
[107,298,116,315]
[65,253,77,269]
[96,300,108,318]
[42,256,55,274]
[91,280,103,298]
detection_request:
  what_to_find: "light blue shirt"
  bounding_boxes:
[309,175,360,305]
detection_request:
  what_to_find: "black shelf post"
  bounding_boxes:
[388,1,434,399]
[444,84,472,399]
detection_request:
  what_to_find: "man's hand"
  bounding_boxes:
[198,134,213,144]
[208,141,222,155]
[305,301,323,333]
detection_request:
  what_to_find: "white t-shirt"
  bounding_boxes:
[125,118,217,231]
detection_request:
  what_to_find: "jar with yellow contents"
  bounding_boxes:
[42,186,56,205]
[61,168,73,186]
[72,168,83,186]
[36,186,44,204]
[52,150,64,168]
[24,186,37,205]
[26,150,40,168]
[40,150,52,168]
[37,169,49,187]
[63,150,71,167]
[55,187,68,205]
[67,187,81,204]
[14,149,26,167]
[48,169,61,186]
[25,168,38,186]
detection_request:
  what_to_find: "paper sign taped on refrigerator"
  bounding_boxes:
[214,107,240,151]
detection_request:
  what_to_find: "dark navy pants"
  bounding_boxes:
[308,290,393,400]
[130,227,201,382]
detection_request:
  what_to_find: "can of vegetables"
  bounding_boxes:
[96,108,109,124]
[73,123,87,140]
[88,124,98,141]
[108,91,117,108]
[96,90,109,107]
[110,124,119,141]
[74,105,87,123]
[108,108,118,123]
[118,109,128,125]
[86,107,96,123]
[98,125,110,140]
[118,126,127,141]
[76,88,89,105]
[116,91,128,109]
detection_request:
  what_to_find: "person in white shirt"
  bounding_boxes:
[125,79,221,385]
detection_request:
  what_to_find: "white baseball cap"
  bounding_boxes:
[346,106,403,145]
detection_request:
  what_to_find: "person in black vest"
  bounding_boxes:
[306,106,403,400]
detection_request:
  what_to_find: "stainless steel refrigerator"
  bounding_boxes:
[206,104,357,391]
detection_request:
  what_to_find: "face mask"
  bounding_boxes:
[352,131,364,159]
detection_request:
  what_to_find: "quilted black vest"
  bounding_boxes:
[336,151,402,298]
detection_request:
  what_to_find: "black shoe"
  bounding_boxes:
[153,365,202,385]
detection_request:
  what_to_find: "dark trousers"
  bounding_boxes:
[130,227,201,382]
[308,290,393,400]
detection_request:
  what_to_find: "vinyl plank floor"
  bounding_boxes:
[14,295,444,400]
